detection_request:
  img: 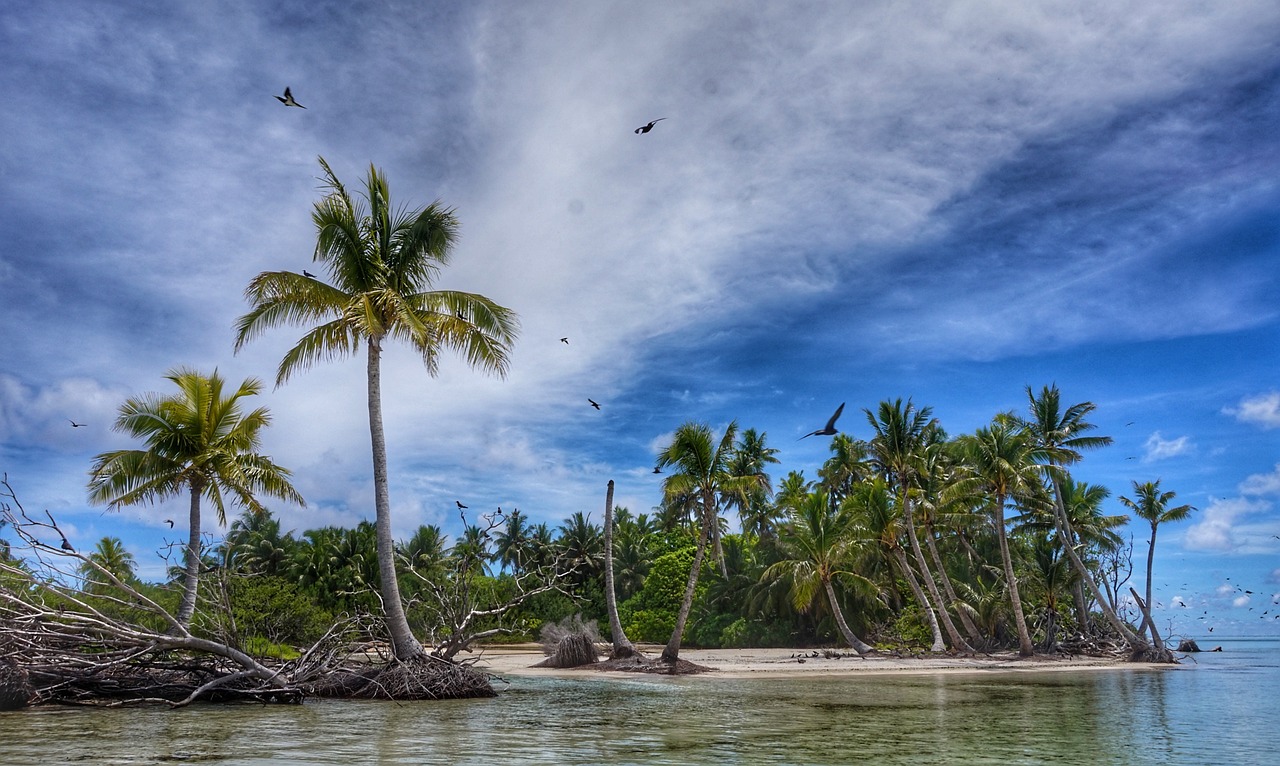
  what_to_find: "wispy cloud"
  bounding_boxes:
[1225,391,1280,430]
[1143,431,1193,463]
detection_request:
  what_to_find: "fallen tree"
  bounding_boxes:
[1,474,495,706]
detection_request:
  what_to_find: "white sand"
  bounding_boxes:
[471,644,1164,680]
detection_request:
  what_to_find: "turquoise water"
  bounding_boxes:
[2,638,1276,765]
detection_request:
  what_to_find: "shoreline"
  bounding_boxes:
[472,644,1172,680]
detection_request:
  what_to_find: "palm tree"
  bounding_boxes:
[493,509,532,575]
[87,368,303,629]
[953,418,1041,656]
[234,158,518,661]
[655,421,758,662]
[865,399,970,652]
[602,480,637,658]
[764,491,876,654]
[556,511,603,586]
[78,536,138,595]
[225,508,295,577]
[818,433,869,509]
[1017,385,1146,652]
[725,428,781,538]
[1119,480,1195,644]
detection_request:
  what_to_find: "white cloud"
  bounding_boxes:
[1232,595,1250,608]
[1184,496,1270,551]
[1224,391,1280,430]
[1143,431,1193,462]
[1239,463,1280,496]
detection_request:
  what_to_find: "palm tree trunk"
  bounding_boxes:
[367,338,425,661]
[892,547,945,652]
[993,493,1035,656]
[603,480,637,659]
[1139,523,1158,640]
[174,485,202,630]
[1048,473,1146,651]
[662,507,711,663]
[924,525,982,644]
[823,578,874,655]
[902,496,972,652]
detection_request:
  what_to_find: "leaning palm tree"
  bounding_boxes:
[602,480,638,658]
[655,421,758,662]
[1017,385,1148,653]
[1119,480,1195,644]
[87,368,303,629]
[764,491,876,654]
[865,399,971,652]
[235,157,518,661]
[952,418,1041,656]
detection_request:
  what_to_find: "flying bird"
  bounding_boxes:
[275,87,305,108]
[588,399,601,410]
[303,270,316,278]
[653,467,661,474]
[560,337,569,344]
[68,419,86,428]
[456,501,468,510]
[799,402,845,440]
[1126,421,1135,426]
[164,519,174,528]
[634,118,666,134]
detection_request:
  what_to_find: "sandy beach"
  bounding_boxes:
[472,644,1165,680]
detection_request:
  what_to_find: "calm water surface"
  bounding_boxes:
[3,637,1276,765]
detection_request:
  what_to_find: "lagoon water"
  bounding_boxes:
[3,638,1277,765]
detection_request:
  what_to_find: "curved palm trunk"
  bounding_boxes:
[891,547,945,652]
[174,485,202,630]
[993,492,1035,656]
[368,339,425,661]
[902,496,971,652]
[823,578,874,655]
[924,525,982,644]
[603,480,637,659]
[662,503,712,663]
[1048,474,1145,651]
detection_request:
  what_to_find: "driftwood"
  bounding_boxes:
[1,475,493,706]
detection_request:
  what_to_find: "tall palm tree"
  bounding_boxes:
[764,491,876,654]
[655,421,758,662]
[602,480,637,658]
[865,399,970,652]
[87,368,303,629]
[953,418,1041,656]
[1017,385,1146,652]
[818,433,869,509]
[1119,480,1195,644]
[225,508,295,577]
[234,158,518,661]
[556,511,603,586]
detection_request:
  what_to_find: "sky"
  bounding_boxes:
[1,0,1277,638]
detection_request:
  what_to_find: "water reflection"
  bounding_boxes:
[2,658,1277,765]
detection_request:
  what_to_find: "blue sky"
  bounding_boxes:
[1,1,1277,638]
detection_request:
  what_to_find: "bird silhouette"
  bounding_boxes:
[560,337,569,344]
[275,87,305,108]
[1125,456,1136,460]
[634,118,666,134]
[68,419,86,428]
[653,467,661,474]
[164,519,174,528]
[456,501,468,509]
[799,403,845,440]
[588,399,601,410]
[303,270,316,278]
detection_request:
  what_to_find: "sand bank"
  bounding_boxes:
[473,644,1168,680]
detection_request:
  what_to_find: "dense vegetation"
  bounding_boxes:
[6,386,1192,663]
